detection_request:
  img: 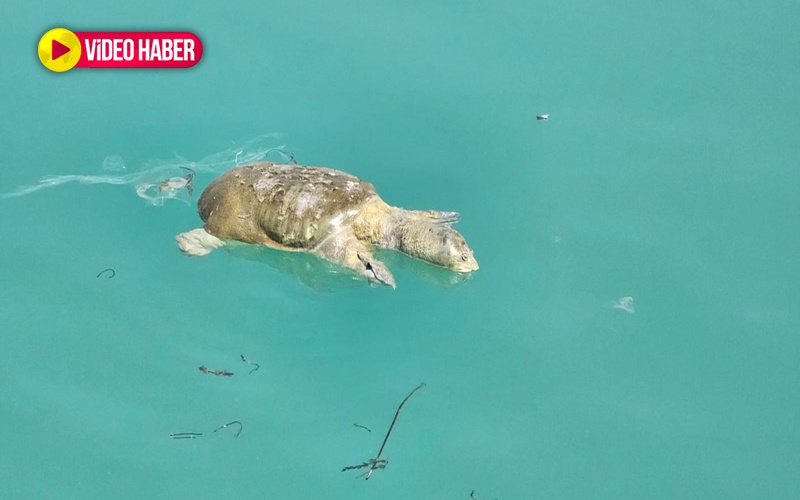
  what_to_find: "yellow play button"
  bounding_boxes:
[38,28,82,72]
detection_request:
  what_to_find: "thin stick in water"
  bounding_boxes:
[353,423,372,432]
[170,432,203,440]
[97,268,115,279]
[342,382,426,480]
[199,365,234,376]
[240,354,260,374]
[214,420,243,438]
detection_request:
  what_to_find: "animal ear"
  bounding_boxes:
[424,210,460,225]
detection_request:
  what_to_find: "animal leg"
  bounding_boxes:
[176,228,225,256]
[356,251,396,289]
[314,232,396,288]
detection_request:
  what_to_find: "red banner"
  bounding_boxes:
[74,32,203,68]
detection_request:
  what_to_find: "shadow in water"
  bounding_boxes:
[374,250,474,289]
[224,243,473,291]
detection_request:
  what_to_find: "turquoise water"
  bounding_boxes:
[2,1,799,498]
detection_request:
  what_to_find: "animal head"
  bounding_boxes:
[424,225,479,273]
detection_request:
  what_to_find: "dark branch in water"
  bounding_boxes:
[240,354,260,374]
[96,268,115,279]
[342,382,426,480]
[353,423,372,432]
[341,459,388,479]
[342,460,376,472]
[199,365,234,377]
[214,420,243,438]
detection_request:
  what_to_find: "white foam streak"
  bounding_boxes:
[2,133,289,205]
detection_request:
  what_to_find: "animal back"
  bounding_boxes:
[198,162,378,249]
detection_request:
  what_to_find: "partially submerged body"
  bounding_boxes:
[176,162,478,288]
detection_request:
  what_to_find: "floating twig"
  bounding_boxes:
[342,459,387,479]
[342,460,373,472]
[353,423,372,432]
[342,382,425,480]
[199,365,234,377]
[214,420,243,438]
[240,354,260,374]
[170,432,203,440]
[96,268,115,279]
[171,420,244,440]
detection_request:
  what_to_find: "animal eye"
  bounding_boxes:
[460,253,468,261]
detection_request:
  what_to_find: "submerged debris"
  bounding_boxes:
[342,382,426,480]
[214,420,243,438]
[96,268,115,279]
[342,458,387,476]
[536,114,549,121]
[171,421,243,440]
[159,167,195,196]
[170,432,203,440]
[199,365,234,377]
[613,296,635,314]
[240,354,260,374]
[353,423,372,432]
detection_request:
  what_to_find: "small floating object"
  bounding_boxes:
[214,420,243,438]
[240,354,260,374]
[171,420,244,440]
[199,365,234,376]
[170,432,203,440]
[96,268,115,279]
[553,235,561,244]
[613,296,634,314]
[536,114,549,121]
[159,167,196,196]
